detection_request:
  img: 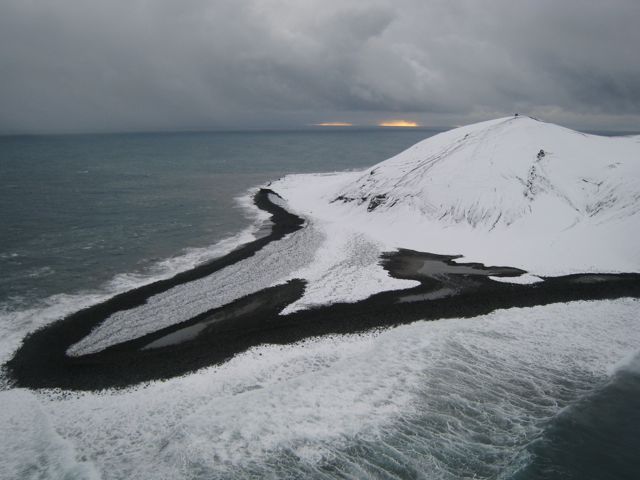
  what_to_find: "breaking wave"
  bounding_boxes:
[1,299,637,479]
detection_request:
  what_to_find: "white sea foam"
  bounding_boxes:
[2,299,637,479]
[0,389,99,480]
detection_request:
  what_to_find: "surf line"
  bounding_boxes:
[7,191,640,391]
[6,188,306,390]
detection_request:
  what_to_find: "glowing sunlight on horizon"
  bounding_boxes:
[378,120,420,127]
[314,122,353,127]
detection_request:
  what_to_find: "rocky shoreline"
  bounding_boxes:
[6,189,640,391]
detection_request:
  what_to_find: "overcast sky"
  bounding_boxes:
[1,0,639,134]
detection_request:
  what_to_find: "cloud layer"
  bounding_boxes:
[1,0,639,133]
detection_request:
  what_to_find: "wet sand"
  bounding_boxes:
[6,192,640,391]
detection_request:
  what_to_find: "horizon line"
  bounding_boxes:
[0,124,452,138]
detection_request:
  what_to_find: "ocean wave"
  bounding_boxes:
[2,299,637,479]
[0,389,100,479]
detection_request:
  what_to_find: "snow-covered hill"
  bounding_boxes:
[336,116,640,229]
[270,116,640,309]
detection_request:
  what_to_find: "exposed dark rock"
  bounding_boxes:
[331,195,356,203]
[367,194,387,212]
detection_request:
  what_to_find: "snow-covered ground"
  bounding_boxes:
[273,116,640,310]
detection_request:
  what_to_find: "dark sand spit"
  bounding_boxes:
[6,190,640,391]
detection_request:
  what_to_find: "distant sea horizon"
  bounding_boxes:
[1,121,638,138]
[1,127,441,313]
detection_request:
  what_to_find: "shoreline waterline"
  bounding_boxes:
[6,189,640,391]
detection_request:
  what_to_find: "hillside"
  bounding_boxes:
[270,116,640,309]
[336,116,640,229]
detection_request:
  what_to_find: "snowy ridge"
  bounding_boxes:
[335,116,640,228]
[272,116,640,280]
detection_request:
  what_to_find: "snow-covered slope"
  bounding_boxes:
[336,116,640,229]
[270,116,640,309]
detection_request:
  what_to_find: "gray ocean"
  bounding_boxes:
[0,129,638,480]
[0,129,436,309]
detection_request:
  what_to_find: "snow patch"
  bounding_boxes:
[489,274,544,285]
[68,225,323,356]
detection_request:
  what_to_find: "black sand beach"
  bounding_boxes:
[6,190,640,391]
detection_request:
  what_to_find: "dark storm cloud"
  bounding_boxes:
[1,0,639,133]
